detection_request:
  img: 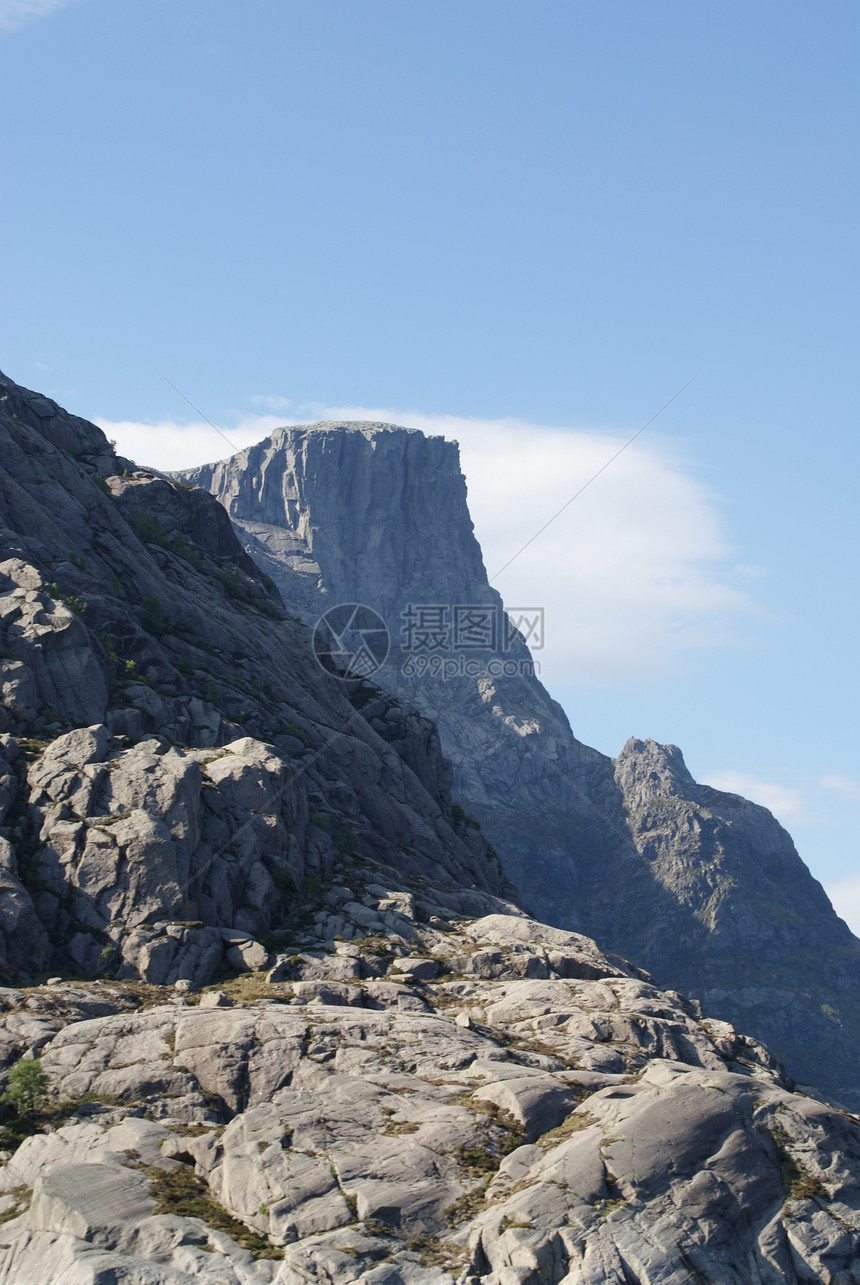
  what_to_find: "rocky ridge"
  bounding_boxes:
[0,370,512,987]
[0,372,858,1282]
[179,423,860,1108]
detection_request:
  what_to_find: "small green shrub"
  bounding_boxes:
[140,596,173,636]
[202,678,219,704]
[132,510,169,547]
[214,566,243,599]
[1,1059,49,1117]
[99,632,118,663]
[63,595,88,621]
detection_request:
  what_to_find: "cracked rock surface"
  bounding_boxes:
[0,911,857,1283]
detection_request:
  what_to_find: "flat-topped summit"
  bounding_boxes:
[178,416,860,1109]
[274,418,433,436]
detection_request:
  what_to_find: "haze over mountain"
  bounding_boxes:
[180,422,860,1109]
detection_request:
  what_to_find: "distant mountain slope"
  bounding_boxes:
[180,422,860,1108]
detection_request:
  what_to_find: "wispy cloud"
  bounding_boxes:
[100,401,763,688]
[316,403,763,688]
[820,775,860,802]
[0,0,80,34]
[250,394,293,412]
[699,771,808,824]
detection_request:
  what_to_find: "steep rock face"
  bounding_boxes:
[180,424,860,1108]
[0,373,510,986]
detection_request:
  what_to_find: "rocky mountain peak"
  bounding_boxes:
[614,737,702,809]
[180,415,860,1111]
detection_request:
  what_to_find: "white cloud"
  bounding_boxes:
[317,404,762,687]
[820,775,860,801]
[101,402,763,687]
[824,874,860,936]
[250,394,293,412]
[699,771,808,824]
[95,416,285,473]
[731,564,768,580]
[0,0,79,33]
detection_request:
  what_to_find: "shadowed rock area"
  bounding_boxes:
[179,422,860,1109]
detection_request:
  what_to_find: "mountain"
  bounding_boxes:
[0,376,512,988]
[0,371,858,1283]
[179,422,860,1110]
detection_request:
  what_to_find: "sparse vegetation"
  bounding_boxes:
[334,827,358,854]
[0,1186,31,1226]
[146,1164,283,1259]
[1,1058,49,1117]
[131,510,170,547]
[63,594,89,620]
[772,1127,828,1203]
[537,1107,595,1150]
[443,1177,491,1226]
[140,595,173,636]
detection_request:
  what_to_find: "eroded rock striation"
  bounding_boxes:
[180,422,860,1108]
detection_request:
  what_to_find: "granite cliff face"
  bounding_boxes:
[1,373,859,1283]
[181,424,860,1110]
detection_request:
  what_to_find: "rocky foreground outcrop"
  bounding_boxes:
[0,904,858,1283]
[180,422,860,1108]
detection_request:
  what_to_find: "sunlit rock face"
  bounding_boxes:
[2,912,860,1283]
[181,423,860,1108]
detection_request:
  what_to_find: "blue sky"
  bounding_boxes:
[2,1,858,924]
